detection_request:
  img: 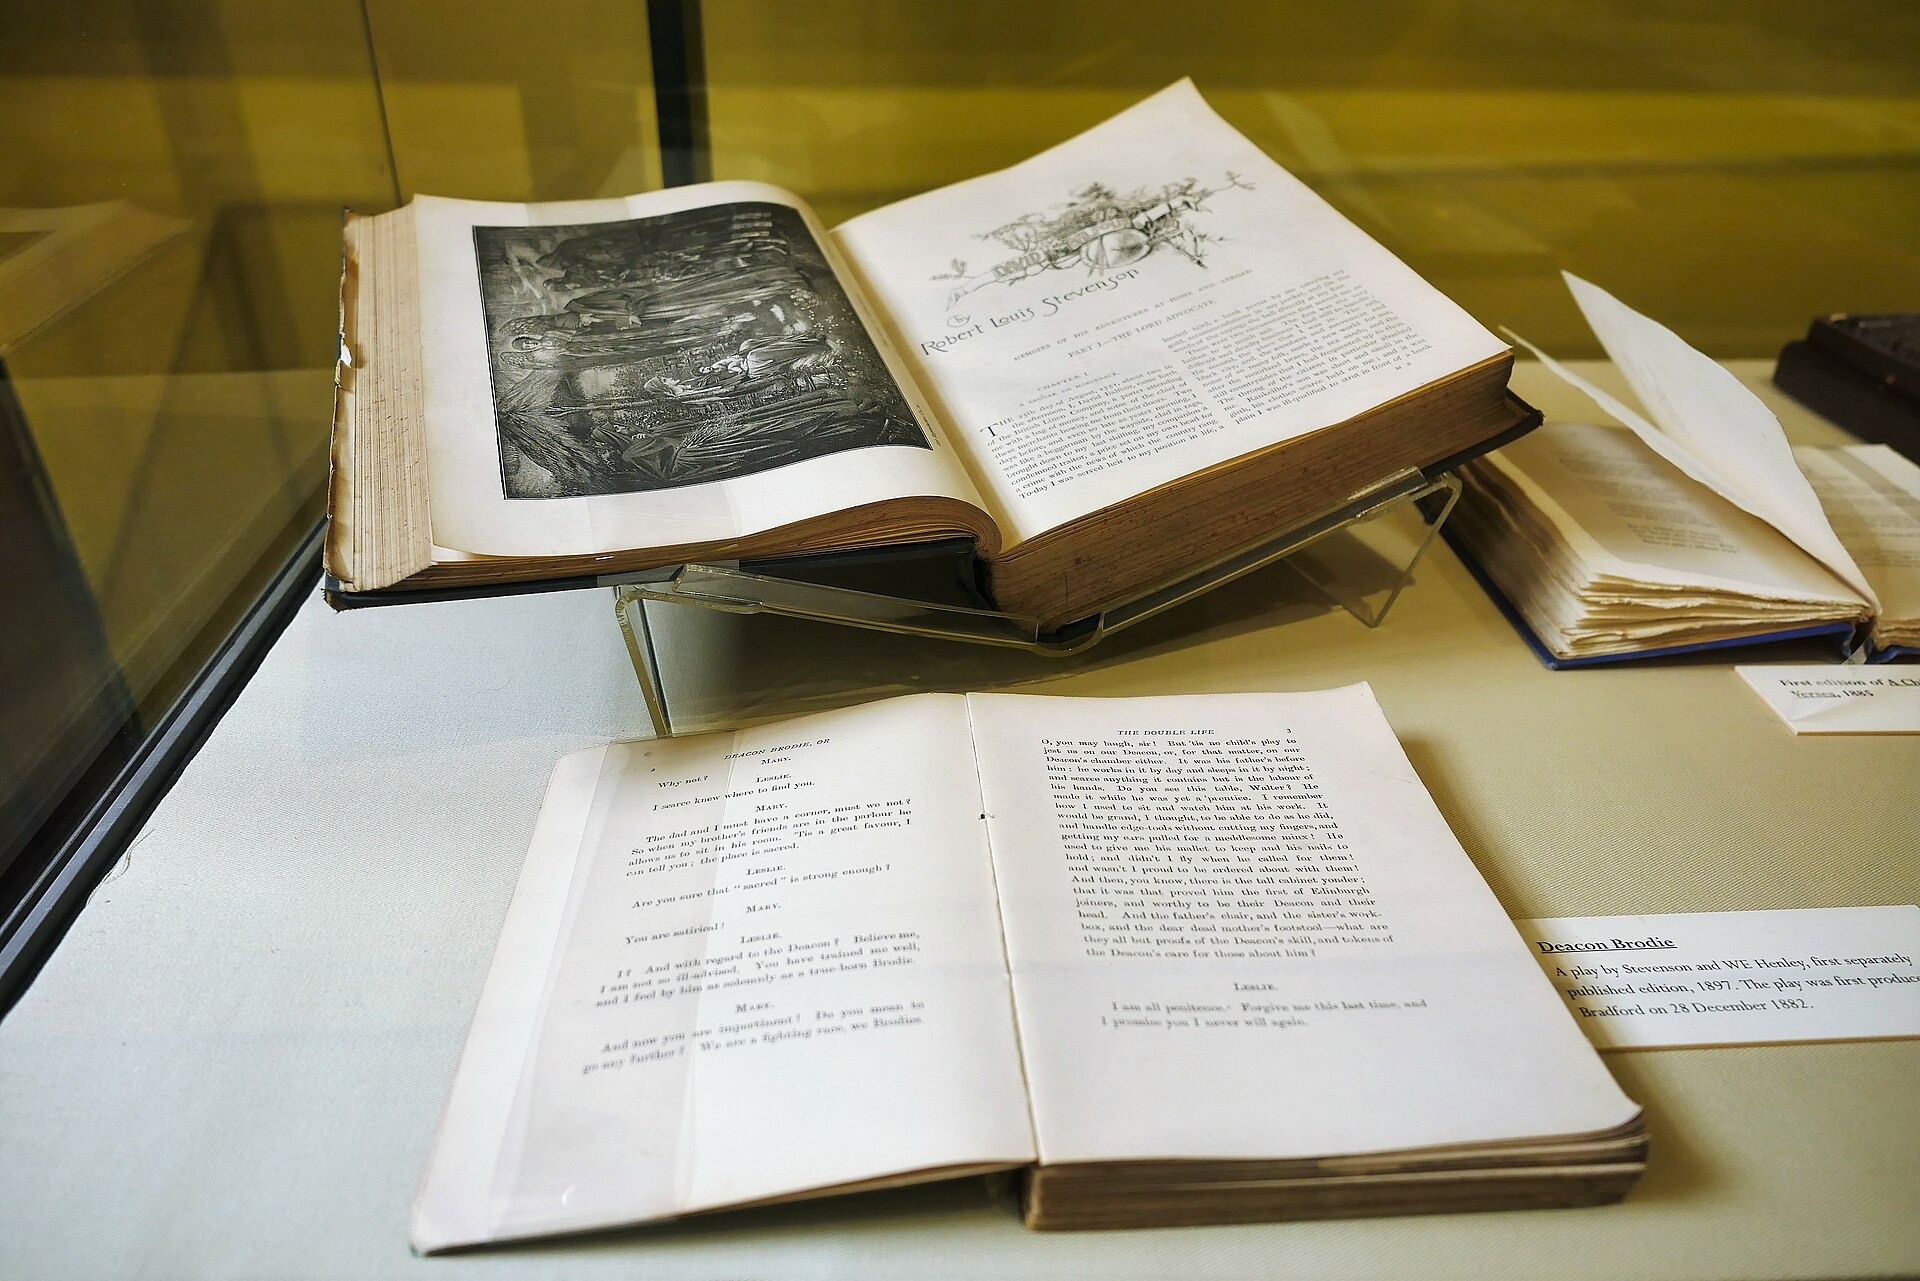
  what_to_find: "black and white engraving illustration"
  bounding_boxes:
[475,203,927,499]
[933,173,1253,308]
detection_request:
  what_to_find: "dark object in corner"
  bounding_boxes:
[1774,313,1920,464]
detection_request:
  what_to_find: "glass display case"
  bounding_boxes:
[1,14,1917,1278]
[7,0,1920,999]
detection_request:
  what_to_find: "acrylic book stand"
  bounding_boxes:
[614,469,1462,737]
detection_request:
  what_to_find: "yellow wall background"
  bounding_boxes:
[11,2,1915,373]
[693,0,1920,356]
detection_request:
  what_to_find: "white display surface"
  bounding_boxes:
[1,366,1917,1280]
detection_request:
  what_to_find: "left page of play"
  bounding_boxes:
[411,693,1035,1253]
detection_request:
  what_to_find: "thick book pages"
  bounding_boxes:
[328,82,1526,629]
[1453,422,1870,662]
[411,687,1641,1252]
[1509,274,1873,604]
[1454,275,1920,662]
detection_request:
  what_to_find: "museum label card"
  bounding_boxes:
[1513,906,1920,1050]
[1736,664,1920,735]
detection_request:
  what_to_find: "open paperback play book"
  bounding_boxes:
[1451,274,1920,664]
[328,81,1530,629]
[411,686,1644,1251]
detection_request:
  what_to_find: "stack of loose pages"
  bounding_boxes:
[1453,274,1920,664]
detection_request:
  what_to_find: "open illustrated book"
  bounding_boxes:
[411,686,1644,1251]
[1449,274,1920,666]
[327,81,1535,630]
